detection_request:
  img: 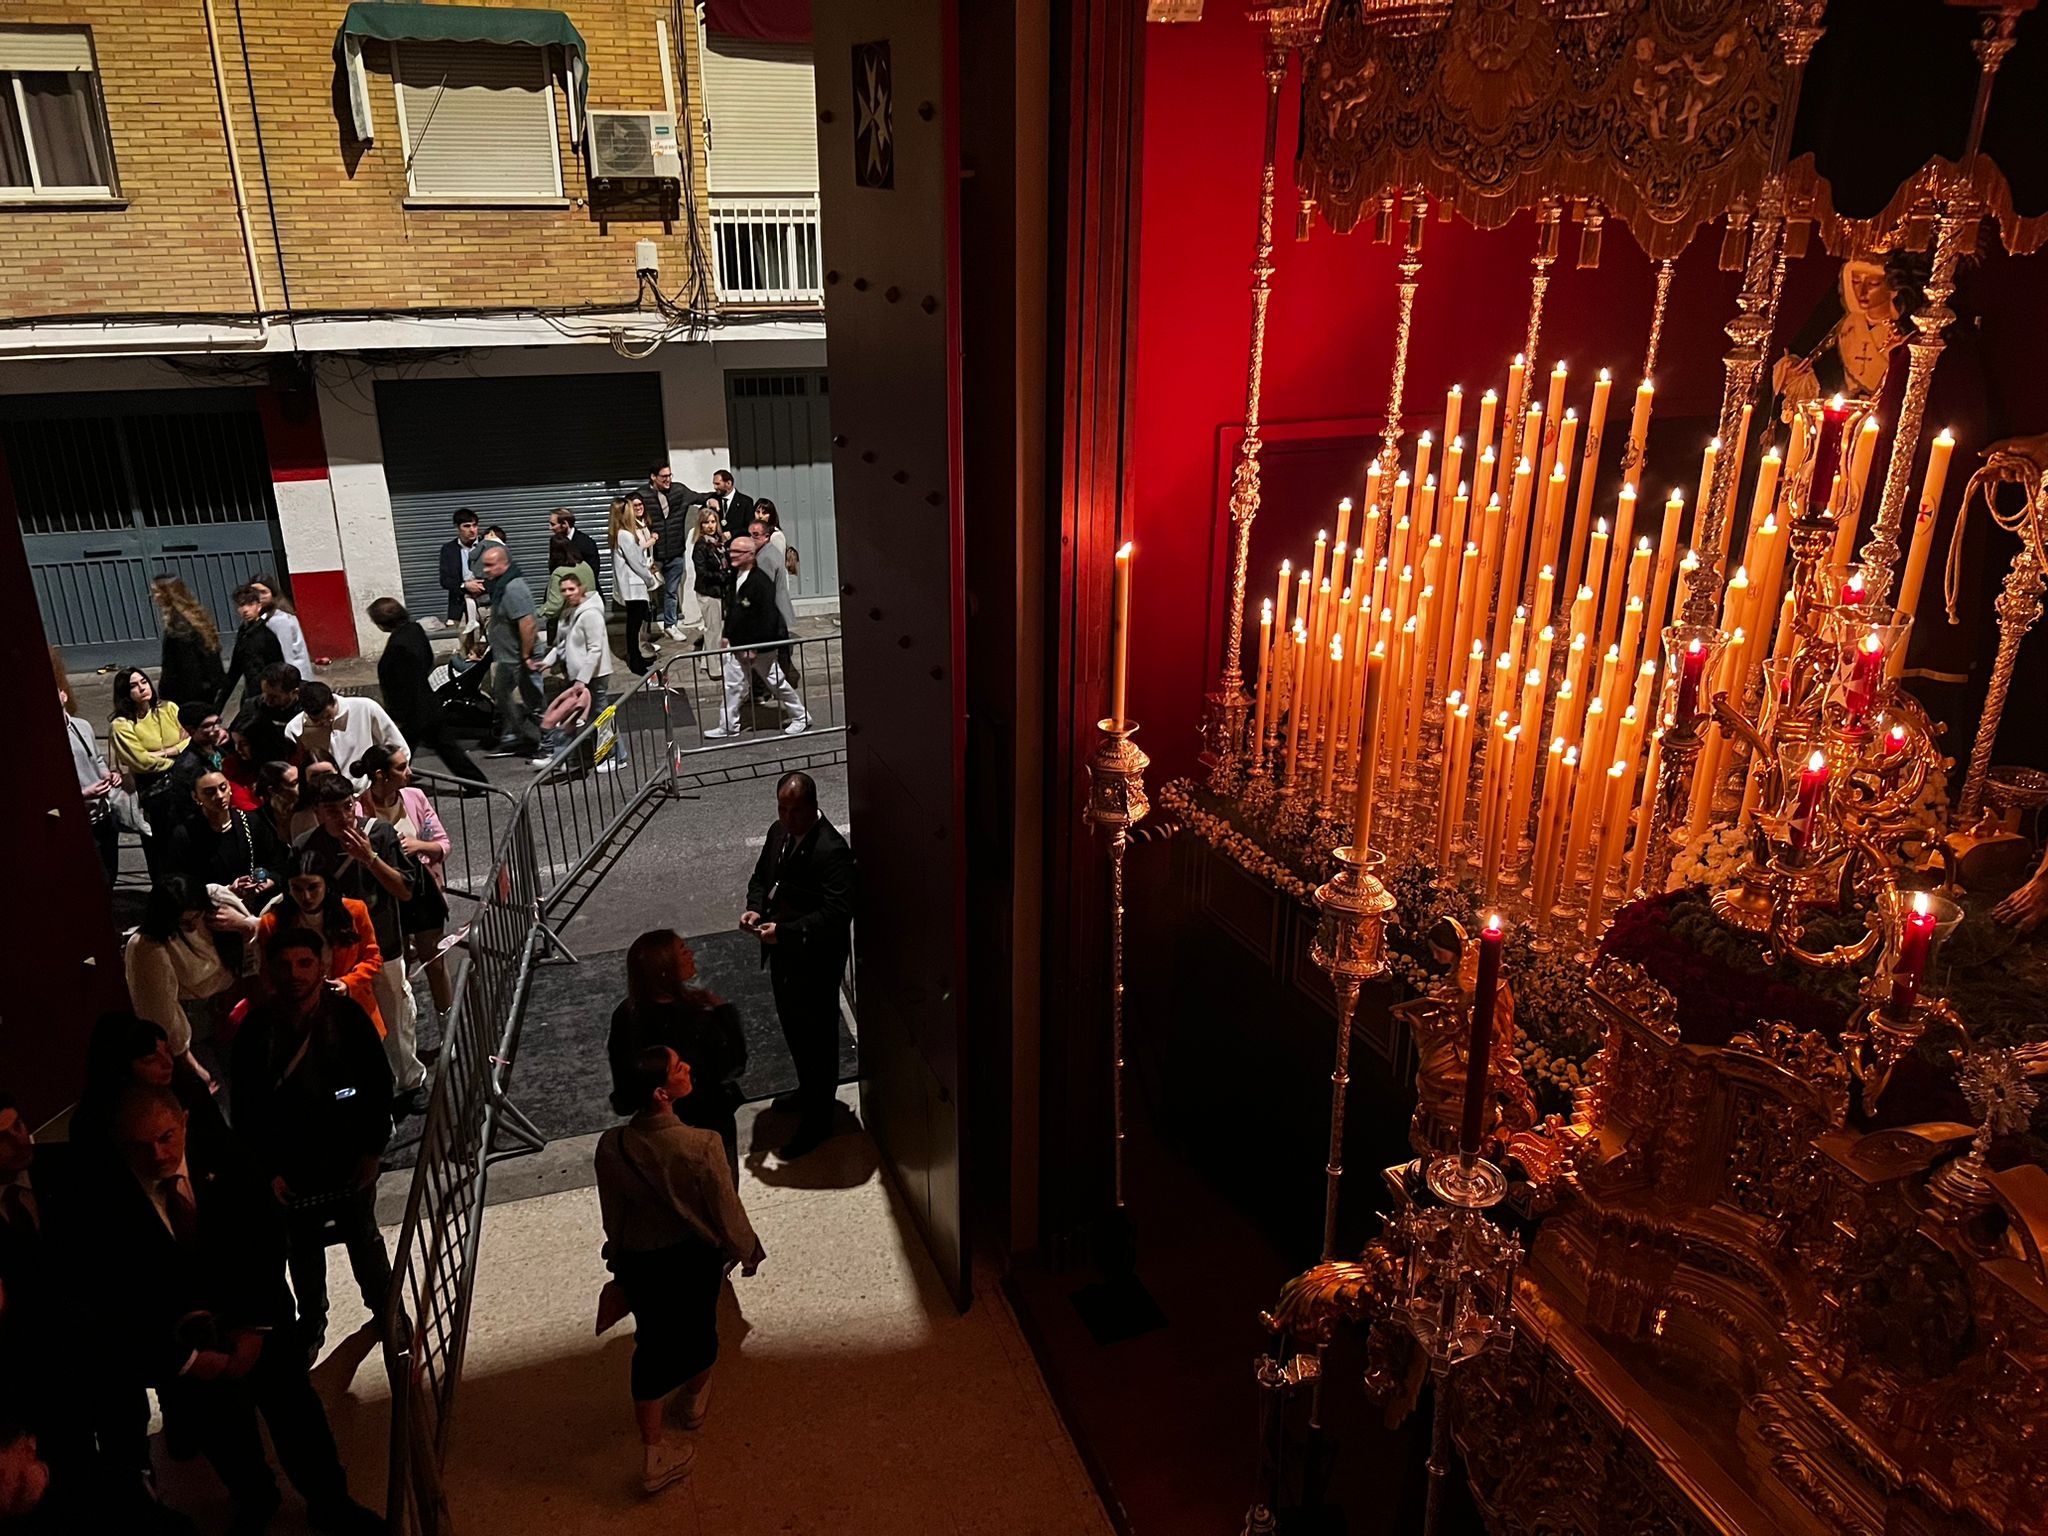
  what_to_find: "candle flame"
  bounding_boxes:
[1550,735,1565,752]
[1936,426,1954,444]
[1484,912,1504,935]
[1731,565,1749,584]
[1828,392,1846,410]
[1808,748,1827,771]
[1553,361,1566,375]
[1637,537,1651,554]
[1447,690,1463,707]
[1609,761,1627,778]
[1912,890,1932,915]
[1279,558,1291,574]
[1261,599,1272,619]
[1459,483,1471,500]
[1687,638,1704,656]
[1597,517,1609,535]
[1338,496,1352,511]
[1539,624,1555,641]
[1116,541,1133,559]
[1418,431,1433,446]
[1513,353,1525,366]
[1483,389,1497,402]
[1598,367,1611,383]
[1316,529,1327,543]
[1563,747,1578,765]
[1526,668,1542,686]
[1860,630,1883,655]
[1330,635,1343,660]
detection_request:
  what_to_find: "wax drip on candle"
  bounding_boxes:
[1889,890,1937,1016]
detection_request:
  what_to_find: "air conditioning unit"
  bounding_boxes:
[587,111,683,181]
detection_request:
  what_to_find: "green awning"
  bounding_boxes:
[336,3,589,144]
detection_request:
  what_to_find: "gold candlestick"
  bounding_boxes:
[1309,845,1398,1261]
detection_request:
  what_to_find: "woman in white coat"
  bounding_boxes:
[610,497,655,674]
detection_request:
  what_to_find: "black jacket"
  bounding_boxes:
[376,619,442,736]
[439,535,481,621]
[693,534,729,599]
[565,526,602,574]
[221,617,283,714]
[717,489,758,542]
[745,815,855,980]
[723,566,788,650]
[159,622,226,716]
[230,993,393,1198]
[84,1132,294,1386]
[168,806,288,892]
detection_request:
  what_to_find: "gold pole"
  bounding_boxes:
[1523,199,1563,382]
[1643,259,1676,380]
[1862,6,2022,601]
[1379,193,1426,481]
[1206,49,1290,788]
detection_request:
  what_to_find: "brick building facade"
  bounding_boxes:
[0,0,828,661]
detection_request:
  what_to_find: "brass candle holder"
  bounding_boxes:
[1084,717,1151,1213]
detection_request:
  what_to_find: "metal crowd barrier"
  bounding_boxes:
[380,631,845,1535]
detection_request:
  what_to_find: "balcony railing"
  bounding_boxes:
[711,194,823,307]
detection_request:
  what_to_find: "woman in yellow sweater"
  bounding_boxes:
[108,666,189,779]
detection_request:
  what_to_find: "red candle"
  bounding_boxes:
[1888,892,1937,1015]
[1844,629,1884,728]
[1459,915,1506,1158]
[1790,748,1829,851]
[1839,568,1867,607]
[1674,637,1708,726]
[1810,395,1852,511]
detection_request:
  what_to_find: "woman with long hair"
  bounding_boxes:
[595,1045,763,1493]
[256,860,386,1036]
[256,758,313,844]
[245,575,313,680]
[354,744,455,1016]
[607,930,746,1178]
[610,496,655,674]
[123,875,237,1089]
[150,575,227,711]
[690,506,728,671]
[107,667,187,780]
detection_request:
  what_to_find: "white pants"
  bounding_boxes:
[719,650,807,733]
[374,961,428,1092]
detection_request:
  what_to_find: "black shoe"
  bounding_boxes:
[777,1126,832,1160]
[482,740,525,758]
[307,1496,385,1536]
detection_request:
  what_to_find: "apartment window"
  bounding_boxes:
[0,29,116,200]
[392,40,563,203]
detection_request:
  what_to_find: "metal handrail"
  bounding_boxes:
[378,631,843,1535]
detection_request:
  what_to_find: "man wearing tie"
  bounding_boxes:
[741,772,855,1159]
[712,468,757,542]
[92,1085,382,1534]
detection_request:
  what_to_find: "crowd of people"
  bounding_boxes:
[15,469,849,1521]
[434,464,810,758]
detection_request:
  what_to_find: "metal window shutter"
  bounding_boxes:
[376,374,666,622]
[395,39,559,200]
[0,29,94,71]
[700,33,817,194]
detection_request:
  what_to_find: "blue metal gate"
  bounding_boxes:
[2,390,285,672]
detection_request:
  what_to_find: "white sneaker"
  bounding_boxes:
[529,755,553,769]
[782,718,810,735]
[703,725,735,739]
[641,1438,694,1494]
[668,1378,712,1430]
[596,759,623,774]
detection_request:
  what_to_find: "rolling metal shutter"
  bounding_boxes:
[393,39,562,201]
[377,373,665,621]
[700,33,817,194]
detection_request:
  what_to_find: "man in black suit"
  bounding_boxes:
[742,771,854,1158]
[367,598,487,782]
[92,1083,382,1535]
[705,536,807,739]
[711,468,757,542]
[221,587,285,716]
[436,508,485,624]
[548,507,602,574]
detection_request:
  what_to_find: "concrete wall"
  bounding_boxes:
[0,329,826,651]
[0,0,715,318]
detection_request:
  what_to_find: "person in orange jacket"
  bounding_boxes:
[255,859,386,1038]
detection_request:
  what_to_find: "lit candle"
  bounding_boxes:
[1533,739,1572,914]
[1534,566,1556,635]
[1308,528,1329,607]
[1442,443,1467,518]
[1520,404,1544,483]
[1625,378,1655,483]
[1444,385,1464,455]
[1601,484,1638,651]
[1458,914,1507,1157]
[1845,412,1882,522]
[1643,489,1685,645]
[1584,760,1632,939]
[1745,447,1782,570]
[1439,697,1471,865]
[1616,595,1646,693]
[1888,891,1938,1016]
[1473,410,1499,512]
[1110,540,1134,725]
[1692,437,1721,564]
[1560,710,1605,904]
[1501,356,1527,465]
[1273,558,1294,647]
[1402,612,1426,774]
[1550,409,1580,572]
[1507,605,1530,682]
[1675,637,1708,726]
[1535,465,1570,611]
[1541,361,1568,467]
[1625,538,1652,629]
[1254,599,1274,750]
[1392,471,1414,529]
[1585,519,1611,635]
[1318,634,1344,803]
[1479,708,1510,895]
[1474,491,1505,637]
[1391,512,1414,586]
[1511,664,1547,847]
[1413,433,1436,505]
[1768,589,1798,663]
[1570,582,1595,647]
[1284,628,1309,783]
[1749,515,1785,648]
[1360,501,1383,569]
[1352,646,1386,846]
[1896,427,1955,627]
[1570,369,1613,590]
[1334,497,1354,557]
[1790,748,1829,852]
[1809,394,1853,516]
[1627,727,1664,894]
[1492,458,1536,659]
[1844,628,1885,729]
[1840,568,1867,608]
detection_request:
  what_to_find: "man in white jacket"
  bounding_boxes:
[286,681,407,787]
[531,572,625,772]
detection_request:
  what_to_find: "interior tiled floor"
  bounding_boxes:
[161,1090,1112,1535]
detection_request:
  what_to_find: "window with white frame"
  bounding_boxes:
[392,40,563,203]
[0,28,116,200]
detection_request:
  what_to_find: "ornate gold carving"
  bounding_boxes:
[1295,0,1793,259]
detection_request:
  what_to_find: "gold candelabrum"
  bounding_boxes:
[1084,718,1150,1212]
[1309,845,1398,1262]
